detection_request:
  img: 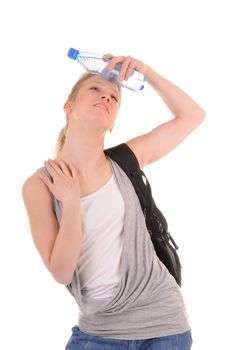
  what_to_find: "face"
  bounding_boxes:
[66,75,121,131]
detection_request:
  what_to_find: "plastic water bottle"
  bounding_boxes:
[67,48,145,92]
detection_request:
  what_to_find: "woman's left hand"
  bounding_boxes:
[102,53,149,81]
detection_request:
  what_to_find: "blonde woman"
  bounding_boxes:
[22,53,206,350]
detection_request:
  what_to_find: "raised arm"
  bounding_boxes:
[103,53,206,168]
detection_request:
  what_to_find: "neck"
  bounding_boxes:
[57,123,109,178]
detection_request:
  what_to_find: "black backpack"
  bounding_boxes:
[104,143,182,287]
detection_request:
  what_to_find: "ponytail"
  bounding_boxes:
[55,123,68,157]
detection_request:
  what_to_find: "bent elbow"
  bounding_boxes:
[52,272,73,285]
[191,110,207,128]
[49,263,74,285]
[48,257,77,286]
[197,109,207,122]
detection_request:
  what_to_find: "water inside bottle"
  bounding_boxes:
[99,63,122,85]
[78,56,106,73]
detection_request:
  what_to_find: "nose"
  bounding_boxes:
[100,95,110,102]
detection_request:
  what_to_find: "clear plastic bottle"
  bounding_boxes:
[67,48,145,92]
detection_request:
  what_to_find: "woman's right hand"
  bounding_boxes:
[38,158,81,204]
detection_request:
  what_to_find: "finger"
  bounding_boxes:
[102,53,113,59]
[108,56,126,71]
[119,56,132,80]
[48,159,64,174]
[124,61,136,81]
[38,173,53,192]
[54,157,71,176]
[44,160,59,180]
[69,162,78,179]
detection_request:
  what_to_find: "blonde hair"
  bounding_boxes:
[55,72,121,156]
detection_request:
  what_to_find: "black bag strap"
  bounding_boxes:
[104,143,163,232]
[104,143,151,209]
[105,143,181,286]
[104,143,179,248]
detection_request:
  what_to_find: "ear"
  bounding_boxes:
[63,101,72,113]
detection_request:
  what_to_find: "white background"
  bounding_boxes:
[0,1,231,349]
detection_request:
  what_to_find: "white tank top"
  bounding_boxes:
[78,174,125,299]
[38,158,190,339]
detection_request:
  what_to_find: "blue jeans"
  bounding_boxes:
[65,326,193,350]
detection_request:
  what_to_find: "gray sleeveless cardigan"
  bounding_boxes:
[38,157,190,340]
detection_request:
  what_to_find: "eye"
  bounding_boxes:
[90,86,99,91]
[90,86,118,102]
[111,95,118,102]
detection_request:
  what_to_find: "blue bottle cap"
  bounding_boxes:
[67,48,80,60]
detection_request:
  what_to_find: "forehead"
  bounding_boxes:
[84,76,120,95]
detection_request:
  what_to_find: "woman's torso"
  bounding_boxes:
[37,156,191,339]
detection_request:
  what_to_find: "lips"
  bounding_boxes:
[94,103,109,114]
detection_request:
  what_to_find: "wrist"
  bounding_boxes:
[62,198,81,208]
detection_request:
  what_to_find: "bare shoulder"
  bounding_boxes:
[22,170,53,209]
[22,170,41,188]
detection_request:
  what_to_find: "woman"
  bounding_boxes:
[22,53,206,349]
